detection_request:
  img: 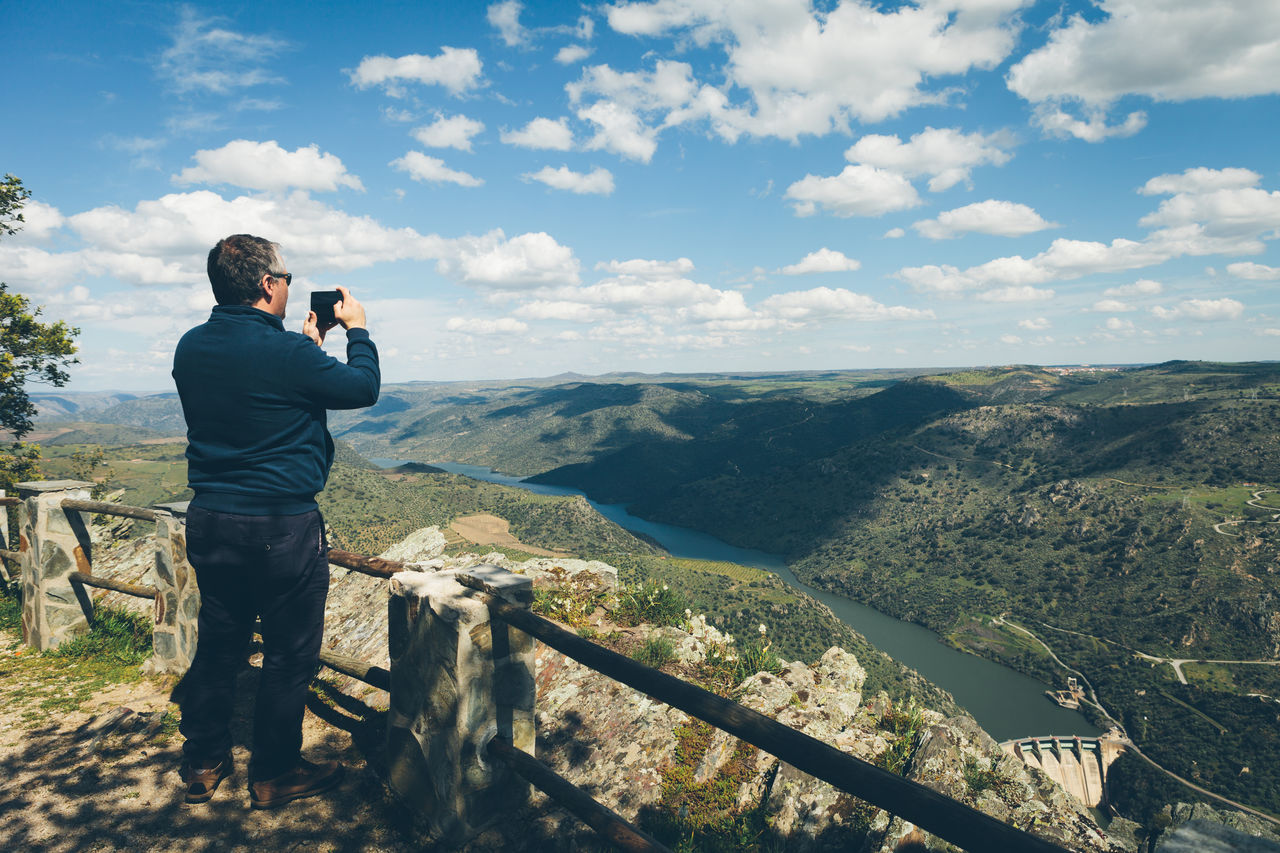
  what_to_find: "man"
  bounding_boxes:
[172,234,380,808]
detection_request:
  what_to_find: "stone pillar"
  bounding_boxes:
[386,564,536,845]
[146,509,200,676]
[17,480,95,651]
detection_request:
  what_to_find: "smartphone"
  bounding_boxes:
[310,290,342,326]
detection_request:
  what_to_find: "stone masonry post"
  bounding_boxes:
[17,480,95,651]
[386,564,536,845]
[146,507,200,676]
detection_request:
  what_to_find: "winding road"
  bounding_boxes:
[1213,488,1280,537]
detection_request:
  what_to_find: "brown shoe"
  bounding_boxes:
[181,753,233,804]
[249,758,344,809]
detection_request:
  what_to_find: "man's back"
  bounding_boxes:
[173,303,379,515]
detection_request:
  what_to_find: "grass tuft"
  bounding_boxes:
[51,605,152,665]
[615,581,689,628]
[632,636,676,670]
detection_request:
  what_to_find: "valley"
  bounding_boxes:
[28,359,1280,828]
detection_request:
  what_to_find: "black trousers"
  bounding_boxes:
[178,506,329,781]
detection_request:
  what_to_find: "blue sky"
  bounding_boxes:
[4,0,1280,391]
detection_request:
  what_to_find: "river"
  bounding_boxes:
[379,459,1100,741]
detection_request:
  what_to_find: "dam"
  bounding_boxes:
[1000,732,1127,807]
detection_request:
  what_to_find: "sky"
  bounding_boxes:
[4,0,1280,392]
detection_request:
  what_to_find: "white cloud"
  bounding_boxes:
[779,248,861,275]
[883,228,905,239]
[1092,298,1133,313]
[1008,0,1280,106]
[913,200,1056,239]
[602,1,1032,141]
[1000,334,1023,345]
[446,315,529,335]
[501,117,575,150]
[758,287,932,322]
[158,8,288,95]
[172,140,364,192]
[898,168,1280,295]
[487,1,527,46]
[845,128,1014,192]
[437,230,581,288]
[594,258,694,278]
[349,48,484,97]
[1019,317,1050,330]
[1228,262,1280,280]
[412,114,486,152]
[555,45,593,65]
[515,300,612,322]
[1151,297,1245,322]
[1009,2,1280,142]
[1032,106,1147,142]
[1138,168,1280,240]
[1103,317,1135,332]
[1140,167,1261,196]
[1261,328,1280,337]
[391,152,484,187]
[785,165,921,218]
[975,285,1055,302]
[523,165,615,195]
[383,107,416,123]
[576,99,660,163]
[1104,279,1164,297]
[6,200,66,243]
[2,190,444,291]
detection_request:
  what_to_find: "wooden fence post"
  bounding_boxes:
[386,564,536,845]
[16,480,95,650]
[147,504,199,675]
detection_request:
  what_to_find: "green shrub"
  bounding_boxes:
[531,565,607,627]
[632,636,676,669]
[962,755,1001,795]
[875,698,927,775]
[615,581,689,627]
[728,638,780,683]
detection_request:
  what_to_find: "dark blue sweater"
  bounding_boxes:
[173,305,380,515]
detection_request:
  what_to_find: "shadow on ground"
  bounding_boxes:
[0,664,425,853]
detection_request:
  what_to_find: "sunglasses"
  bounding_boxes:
[268,272,292,286]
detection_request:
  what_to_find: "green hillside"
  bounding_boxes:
[30,434,959,710]
[315,361,1280,820]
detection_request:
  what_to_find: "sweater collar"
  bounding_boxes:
[211,304,285,331]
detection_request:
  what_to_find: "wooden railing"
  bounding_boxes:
[7,483,1070,852]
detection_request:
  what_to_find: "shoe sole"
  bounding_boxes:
[249,765,344,809]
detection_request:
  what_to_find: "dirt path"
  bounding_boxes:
[448,513,568,558]
[0,629,424,852]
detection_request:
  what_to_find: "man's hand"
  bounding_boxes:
[333,286,367,331]
[301,310,327,346]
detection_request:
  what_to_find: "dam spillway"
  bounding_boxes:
[1000,734,1127,808]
